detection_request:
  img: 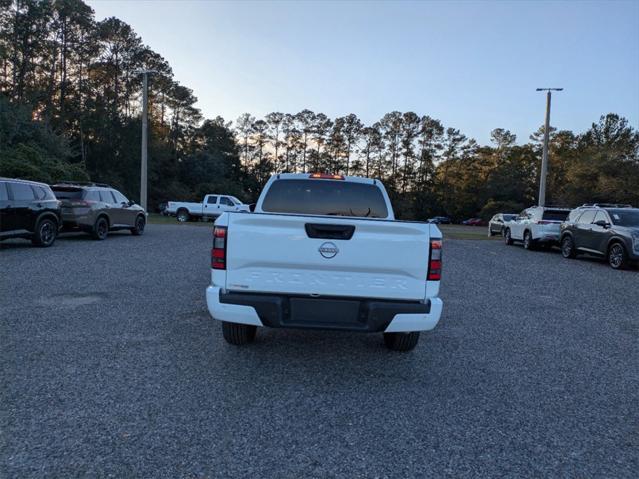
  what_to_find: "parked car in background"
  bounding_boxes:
[0,178,61,247]
[462,218,485,226]
[166,195,250,222]
[487,213,518,236]
[560,204,639,269]
[428,216,451,224]
[206,173,443,352]
[51,182,146,240]
[504,206,570,250]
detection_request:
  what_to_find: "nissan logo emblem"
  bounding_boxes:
[318,242,339,259]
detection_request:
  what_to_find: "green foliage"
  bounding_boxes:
[0,144,88,182]
[479,200,525,219]
[0,96,88,182]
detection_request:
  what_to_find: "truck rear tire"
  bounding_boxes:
[222,321,257,345]
[177,209,189,222]
[383,331,420,352]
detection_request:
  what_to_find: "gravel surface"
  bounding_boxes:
[1,225,637,478]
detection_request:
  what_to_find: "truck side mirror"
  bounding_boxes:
[593,219,610,228]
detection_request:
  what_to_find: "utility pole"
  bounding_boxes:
[140,71,148,212]
[535,87,563,206]
[135,70,157,212]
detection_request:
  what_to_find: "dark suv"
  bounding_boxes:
[51,182,146,240]
[560,204,639,269]
[0,178,61,247]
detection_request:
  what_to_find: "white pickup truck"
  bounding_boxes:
[205,173,443,351]
[166,194,250,222]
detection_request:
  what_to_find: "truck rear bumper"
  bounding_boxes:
[206,286,442,333]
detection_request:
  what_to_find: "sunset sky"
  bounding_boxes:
[88,0,639,144]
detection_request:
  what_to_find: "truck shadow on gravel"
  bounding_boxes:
[172,308,454,388]
[206,326,439,386]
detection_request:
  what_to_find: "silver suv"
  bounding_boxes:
[51,182,146,240]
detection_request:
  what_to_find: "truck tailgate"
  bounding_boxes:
[224,214,431,301]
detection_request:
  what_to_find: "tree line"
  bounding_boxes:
[1,0,638,220]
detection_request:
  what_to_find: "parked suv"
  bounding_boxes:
[560,204,639,269]
[51,182,146,240]
[504,206,570,250]
[0,178,61,247]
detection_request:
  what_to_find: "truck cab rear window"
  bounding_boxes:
[262,179,389,218]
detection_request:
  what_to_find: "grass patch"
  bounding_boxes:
[438,224,499,240]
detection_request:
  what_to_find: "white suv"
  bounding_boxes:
[504,206,570,250]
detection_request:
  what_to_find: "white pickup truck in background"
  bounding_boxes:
[166,194,250,222]
[206,173,443,352]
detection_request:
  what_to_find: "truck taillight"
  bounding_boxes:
[212,226,227,269]
[428,239,442,281]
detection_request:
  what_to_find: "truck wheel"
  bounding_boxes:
[176,209,189,222]
[383,332,420,352]
[222,321,257,345]
[32,217,58,247]
[504,228,513,245]
[92,217,109,240]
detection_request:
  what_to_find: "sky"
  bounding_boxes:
[87,0,639,145]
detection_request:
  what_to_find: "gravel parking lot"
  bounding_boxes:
[1,225,637,478]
